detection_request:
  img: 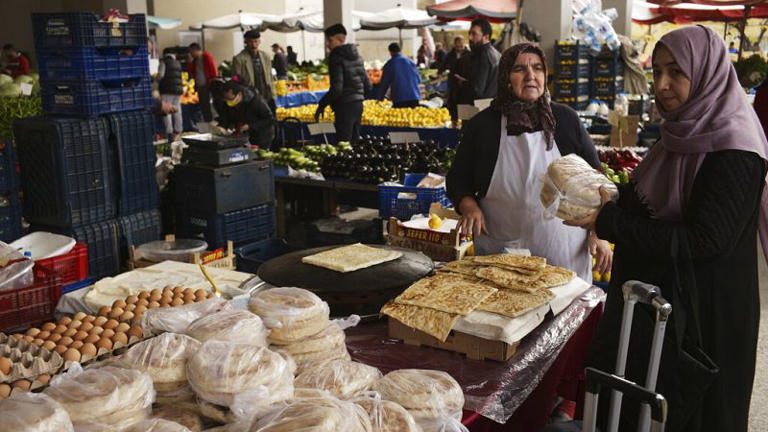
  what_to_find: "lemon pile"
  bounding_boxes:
[276,100,450,128]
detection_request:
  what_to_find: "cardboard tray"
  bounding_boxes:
[385,203,472,263]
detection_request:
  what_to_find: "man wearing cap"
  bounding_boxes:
[232,30,275,112]
[315,24,371,145]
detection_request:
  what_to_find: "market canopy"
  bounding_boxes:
[265,9,368,33]
[427,0,518,22]
[147,16,182,30]
[633,0,768,23]
[188,12,282,30]
[359,5,438,30]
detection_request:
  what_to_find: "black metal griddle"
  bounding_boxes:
[258,245,434,317]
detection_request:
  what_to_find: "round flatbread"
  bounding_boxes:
[0,392,74,432]
[295,360,382,400]
[372,369,464,412]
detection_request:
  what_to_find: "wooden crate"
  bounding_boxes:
[385,204,472,263]
[388,318,518,362]
[128,235,236,270]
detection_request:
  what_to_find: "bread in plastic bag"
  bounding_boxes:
[352,391,422,432]
[141,298,232,336]
[372,369,464,418]
[249,287,330,344]
[0,391,74,432]
[116,332,201,393]
[539,154,618,220]
[44,363,155,431]
[152,405,204,432]
[122,418,192,432]
[186,341,293,408]
[295,359,382,400]
[248,393,373,432]
[271,320,353,375]
[186,309,269,346]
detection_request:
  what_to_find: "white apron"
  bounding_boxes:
[474,116,592,283]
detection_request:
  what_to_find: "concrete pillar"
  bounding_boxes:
[524,0,572,67]
[603,0,633,36]
[324,0,356,43]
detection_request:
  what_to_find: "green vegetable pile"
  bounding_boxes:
[734,55,768,89]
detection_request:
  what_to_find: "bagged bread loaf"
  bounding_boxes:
[0,392,74,432]
[44,364,155,431]
[186,309,269,346]
[295,359,382,400]
[249,288,330,344]
[540,154,618,220]
[352,392,422,432]
[117,332,200,395]
[123,418,192,432]
[272,322,350,375]
[249,393,373,432]
[142,298,232,336]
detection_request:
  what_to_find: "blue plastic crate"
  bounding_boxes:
[554,79,591,98]
[13,117,116,227]
[235,238,302,274]
[176,203,275,249]
[591,78,625,98]
[61,277,94,295]
[107,110,159,215]
[34,220,121,279]
[593,56,624,79]
[0,140,17,192]
[378,173,451,220]
[37,46,149,82]
[0,192,22,242]
[554,40,590,63]
[32,13,147,48]
[118,208,161,248]
[554,60,591,80]
[41,78,152,117]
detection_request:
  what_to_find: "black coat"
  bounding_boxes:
[273,52,288,77]
[318,44,371,109]
[159,56,184,95]
[467,42,501,100]
[591,150,766,431]
[216,87,275,148]
[446,103,599,207]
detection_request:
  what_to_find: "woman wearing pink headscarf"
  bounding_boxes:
[567,25,768,431]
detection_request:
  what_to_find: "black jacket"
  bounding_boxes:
[446,103,599,208]
[273,52,288,77]
[319,44,371,109]
[467,42,501,100]
[439,47,469,75]
[217,86,275,147]
[159,56,184,95]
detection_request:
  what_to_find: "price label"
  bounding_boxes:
[307,122,336,135]
[389,132,420,144]
[20,83,33,96]
[457,104,479,120]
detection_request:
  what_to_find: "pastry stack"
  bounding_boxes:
[294,359,382,400]
[123,418,193,432]
[186,309,269,346]
[353,392,422,432]
[252,393,372,432]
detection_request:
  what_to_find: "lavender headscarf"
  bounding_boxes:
[633,25,768,260]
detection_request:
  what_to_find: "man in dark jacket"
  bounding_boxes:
[157,50,184,139]
[376,43,421,108]
[439,36,470,75]
[216,81,275,149]
[315,24,371,145]
[286,46,299,67]
[458,19,501,102]
[272,44,289,80]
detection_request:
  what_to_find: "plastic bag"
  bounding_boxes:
[0,392,75,432]
[540,154,618,220]
[186,341,293,409]
[44,363,155,431]
[186,309,269,346]
[271,322,351,375]
[250,393,373,432]
[249,287,330,344]
[295,359,382,400]
[372,369,464,424]
[116,332,201,394]
[0,241,34,291]
[352,391,421,432]
[141,297,232,336]
[572,0,621,53]
[122,418,193,432]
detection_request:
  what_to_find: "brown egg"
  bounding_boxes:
[125,295,139,305]
[80,343,97,358]
[171,286,182,295]
[88,326,103,336]
[36,331,50,341]
[59,336,73,347]
[98,306,111,316]
[22,336,34,344]
[112,299,126,309]
[25,328,40,337]
[127,326,143,339]
[119,311,134,323]
[11,334,23,340]
[62,328,77,338]
[47,333,62,343]
[69,341,83,350]
[171,298,184,306]
[82,315,95,323]
[96,337,112,351]
[68,320,82,329]
[42,341,57,351]
[73,312,87,321]
[108,308,124,319]
[160,303,171,308]
[54,345,68,355]
[112,332,128,346]
[138,291,150,300]
[148,301,160,309]
[124,303,136,313]
[150,288,162,297]
[134,305,147,315]
[149,292,162,302]
[79,322,94,333]
[32,339,45,347]
[93,316,108,327]
[137,299,149,307]
[0,357,11,374]
[159,297,170,306]
[182,287,194,296]
[183,293,196,303]
[53,324,67,335]
[36,374,50,385]
[101,329,115,339]
[41,322,56,332]
[73,331,88,341]
[194,289,207,298]
[104,319,119,330]
[12,380,30,391]
[183,298,195,304]
[115,323,130,334]
[84,334,100,344]
[62,348,81,362]
[0,383,11,398]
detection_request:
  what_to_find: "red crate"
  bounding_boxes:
[0,263,62,333]
[35,243,88,286]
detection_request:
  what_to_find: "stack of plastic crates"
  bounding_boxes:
[378,173,451,221]
[591,48,625,108]
[0,140,22,242]
[553,40,591,111]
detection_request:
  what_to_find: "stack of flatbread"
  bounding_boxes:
[381,254,576,341]
[301,243,403,273]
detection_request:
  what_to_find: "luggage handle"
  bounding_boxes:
[622,280,672,320]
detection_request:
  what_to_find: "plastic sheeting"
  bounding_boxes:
[346,286,605,424]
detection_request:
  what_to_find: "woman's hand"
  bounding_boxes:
[589,232,613,274]
[563,187,613,231]
[458,196,488,237]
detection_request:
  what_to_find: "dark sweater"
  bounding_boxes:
[446,103,599,208]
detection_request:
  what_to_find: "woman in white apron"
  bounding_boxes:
[446,43,612,282]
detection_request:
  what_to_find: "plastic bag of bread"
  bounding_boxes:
[352,391,422,432]
[44,363,155,431]
[186,341,293,409]
[271,322,351,375]
[295,359,381,400]
[186,309,269,346]
[0,392,74,432]
[539,154,618,220]
[249,288,330,344]
[116,332,200,398]
[248,393,373,432]
[142,298,232,336]
[123,418,192,432]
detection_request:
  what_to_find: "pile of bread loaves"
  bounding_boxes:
[0,287,468,432]
[540,154,619,220]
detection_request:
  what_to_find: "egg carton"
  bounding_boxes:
[0,333,63,385]
[96,286,214,326]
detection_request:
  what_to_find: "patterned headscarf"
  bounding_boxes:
[491,43,556,149]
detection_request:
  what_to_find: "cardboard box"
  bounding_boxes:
[608,112,640,147]
[385,204,473,263]
[388,318,519,362]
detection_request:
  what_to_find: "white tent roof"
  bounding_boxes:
[359,6,438,30]
[189,12,282,30]
[264,9,369,33]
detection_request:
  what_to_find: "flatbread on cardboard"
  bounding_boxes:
[301,243,403,273]
[394,275,497,315]
[477,289,555,318]
[474,266,542,292]
[380,301,459,342]
[472,255,546,272]
[539,265,576,288]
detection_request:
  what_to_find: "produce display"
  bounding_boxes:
[180,72,199,105]
[0,73,41,140]
[276,99,451,128]
[598,148,643,184]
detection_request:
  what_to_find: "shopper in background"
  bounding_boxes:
[443,36,472,123]
[156,49,184,141]
[216,81,275,149]
[286,46,299,67]
[272,43,289,80]
[2,44,29,77]
[439,36,470,75]
[376,43,421,108]
[417,40,430,67]
[433,42,447,69]
[232,30,275,113]
[315,24,371,145]
[188,43,218,123]
[457,18,501,102]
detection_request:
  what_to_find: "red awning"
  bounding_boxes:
[427,0,517,22]
[633,0,768,24]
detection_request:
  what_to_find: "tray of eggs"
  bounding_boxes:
[96,286,213,326]
[0,333,62,399]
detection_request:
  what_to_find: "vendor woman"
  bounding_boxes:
[447,43,612,281]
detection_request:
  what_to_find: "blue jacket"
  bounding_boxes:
[377,53,421,103]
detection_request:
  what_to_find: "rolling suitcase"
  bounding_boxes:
[581,280,672,432]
